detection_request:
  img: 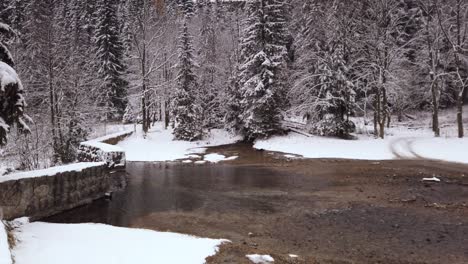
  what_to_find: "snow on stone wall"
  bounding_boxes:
[0,163,126,220]
[78,130,133,168]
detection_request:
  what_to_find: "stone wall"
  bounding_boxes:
[78,130,133,168]
[0,163,126,220]
[0,130,132,221]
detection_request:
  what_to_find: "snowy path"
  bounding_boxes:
[255,133,468,164]
[12,220,226,264]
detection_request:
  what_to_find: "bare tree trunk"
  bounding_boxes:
[431,81,440,137]
[457,95,464,138]
[379,88,387,139]
[374,92,379,137]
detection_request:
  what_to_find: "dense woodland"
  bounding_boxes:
[0,0,467,170]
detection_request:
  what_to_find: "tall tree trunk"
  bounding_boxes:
[141,41,148,134]
[457,95,464,138]
[379,88,387,139]
[431,80,440,137]
[374,91,379,137]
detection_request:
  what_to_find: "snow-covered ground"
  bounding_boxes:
[11,219,226,264]
[118,123,241,162]
[255,123,468,164]
[0,221,12,264]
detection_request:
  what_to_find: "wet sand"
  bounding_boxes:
[45,144,468,263]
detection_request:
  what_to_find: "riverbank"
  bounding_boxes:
[10,218,226,264]
[43,144,468,263]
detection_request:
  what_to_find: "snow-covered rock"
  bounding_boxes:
[246,254,274,264]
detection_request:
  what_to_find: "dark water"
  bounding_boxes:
[45,160,297,227]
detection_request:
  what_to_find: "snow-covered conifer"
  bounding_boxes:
[95,0,128,120]
[172,17,202,141]
[237,0,290,141]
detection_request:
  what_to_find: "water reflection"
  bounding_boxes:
[45,162,291,227]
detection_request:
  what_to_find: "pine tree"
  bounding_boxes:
[177,0,195,18]
[197,0,224,129]
[95,0,128,120]
[172,17,202,141]
[237,0,290,141]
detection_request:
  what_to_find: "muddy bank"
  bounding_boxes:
[45,144,468,263]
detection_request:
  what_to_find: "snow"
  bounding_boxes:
[81,130,133,152]
[203,154,239,163]
[12,220,227,264]
[255,131,468,164]
[0,162,105,183]
[289,254,298,258]
[81,141,124,152]
[422,177,441,182]
[118,123,241,162]
[88,129,133,144]
[246,254,274,264]
[0,165,13,176]
[0,221,12,264]
[0,62,21,91]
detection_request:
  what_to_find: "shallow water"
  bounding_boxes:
[45,152,299,226]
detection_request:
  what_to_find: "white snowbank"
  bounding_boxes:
[118,123,241,162]
[203,154,239,163]
[0,162,105,183]
[204,153,227,163]
[0,221,12,264]
[246,254,274,263]
[255,132,468,164]
[12,221,227,264]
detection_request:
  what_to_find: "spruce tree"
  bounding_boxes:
[237,0,290,141]
[177,0,195,18]
[95,0,128,120]
[197,0,223,129]
[172,16,201,141]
